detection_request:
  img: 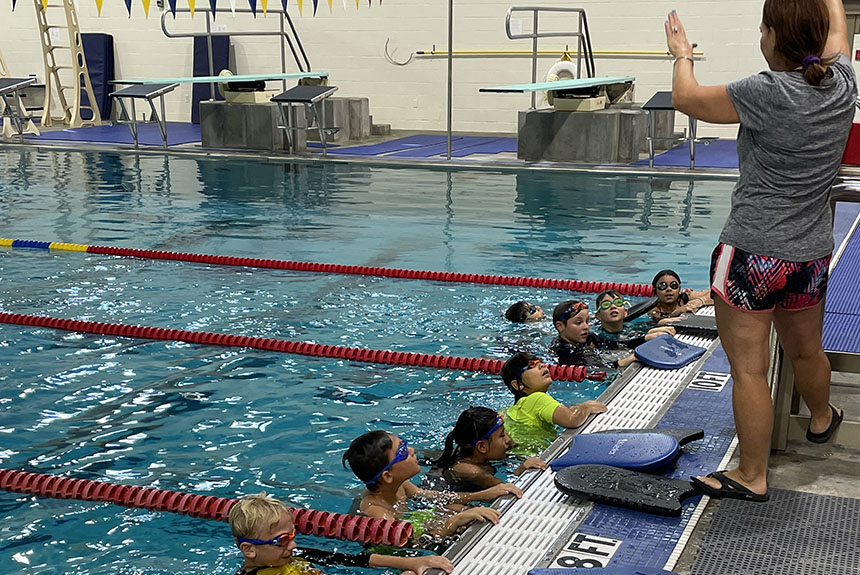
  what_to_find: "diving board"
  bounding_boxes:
[116,72,328,85]
[480,75,634,94]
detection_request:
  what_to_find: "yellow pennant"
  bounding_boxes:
[355,0,358,7]
[297,0,302,13]
[95,0,104,14]
[40,0,47,8]
[261,0,267,13]
[327,0,331,11]
[189,0,195,16]
[142,0,151,16]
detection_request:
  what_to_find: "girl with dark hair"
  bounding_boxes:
[666,0,853,501]
[432,407,547,491]
[647,269,713,321]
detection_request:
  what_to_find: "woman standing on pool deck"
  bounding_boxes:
[666,0,854,501]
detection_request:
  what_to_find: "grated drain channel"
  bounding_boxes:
[691,488,860,575]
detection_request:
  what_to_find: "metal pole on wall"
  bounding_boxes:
[446,0,453,160]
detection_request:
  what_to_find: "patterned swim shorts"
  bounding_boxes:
[710,243,831,312]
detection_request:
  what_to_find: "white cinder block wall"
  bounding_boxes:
[2,0,771,138]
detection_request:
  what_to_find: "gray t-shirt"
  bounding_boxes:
[722,53,857,261]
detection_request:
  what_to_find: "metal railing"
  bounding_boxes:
[160,7,312,99]
[505,6,596,108]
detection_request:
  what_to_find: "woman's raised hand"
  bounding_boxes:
[665,10,694,58]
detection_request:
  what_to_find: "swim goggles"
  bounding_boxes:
[597,297,629,311]
[365,439,410,486]
[515,359,542,382]
[466,414,504,448]
[236,527,297,547]
[557,302,587,323]
[656,281,680,291]
[527,303,538,316]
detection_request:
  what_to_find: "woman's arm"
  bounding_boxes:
[823,0,850,58]
[665,10,740,124]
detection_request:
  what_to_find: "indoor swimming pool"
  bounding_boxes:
[0,148,736,574]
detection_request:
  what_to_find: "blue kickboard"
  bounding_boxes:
[634,334,706,369]
[529,569,679,575]
[549,433,680,472]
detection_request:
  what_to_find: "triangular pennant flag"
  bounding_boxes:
[247,0,256,16]
[142,0,151,16]
[296,0,302,13]
[311,0,317,15]
[123,0,132,16]
[280,0,286,13]
[229,0,235,15]
[261,0,267,15]
[168,0,177,16]
[209,0,217,19]
[327,0,331,11]
[95,0,105,15]
[40,0,47,8]
[355,0,358,8]
[341,0,346,10]
[188,0,195,17]
[12,0,17,11]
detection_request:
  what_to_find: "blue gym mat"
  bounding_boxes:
[630,139,739,169]
[824,218,860,353]
[328,134,455,156]
[329,135,517,157]
[29,122,201,146]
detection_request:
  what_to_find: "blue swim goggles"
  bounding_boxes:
[365,439,409,486]
[465,414,504,448]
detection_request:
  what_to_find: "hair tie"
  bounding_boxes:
[802,55,821,69]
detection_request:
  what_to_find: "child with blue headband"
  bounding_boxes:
[343,431,521,542]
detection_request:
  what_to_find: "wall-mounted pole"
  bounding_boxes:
[446,0,453,160]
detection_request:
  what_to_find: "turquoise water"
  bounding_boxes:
[0,148,734,574]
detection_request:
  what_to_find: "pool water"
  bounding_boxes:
[0,149,734,574]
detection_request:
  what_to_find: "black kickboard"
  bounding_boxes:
[594,427,704,447]
[554,464,699,516]
[672,314,718,333]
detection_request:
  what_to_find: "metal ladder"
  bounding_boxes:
[505,6,597,109]
[33,0,101,127]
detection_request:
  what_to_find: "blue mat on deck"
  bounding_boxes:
[328,134,454,156]
[329,135,517,157]
[29,122,201,146]
[824,218,860,354]
[630,139,738,169]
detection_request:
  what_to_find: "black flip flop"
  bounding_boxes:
[806,404,844,444]
[689,470,769,502]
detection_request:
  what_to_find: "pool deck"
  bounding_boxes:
[2,127,860,574]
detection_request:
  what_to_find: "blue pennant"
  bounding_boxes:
[168,0,177,16]
[280,0,287,12]
[248,0,257,16]
[209,0,217,19]
[123,0,132,16]
[312,0,317,14]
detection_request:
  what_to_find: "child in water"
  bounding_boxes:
[549,300,638,368]
[502,351,607,454]
[229,493,453,575]
[648,269,713,322]
[432,406,547,491]
[343,431,522,542]
[593,289,676,345]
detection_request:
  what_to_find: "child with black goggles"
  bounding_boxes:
[649,269,713,322]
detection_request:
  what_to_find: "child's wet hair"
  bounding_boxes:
[501,351,540,401]
[505,301,533,322]
[651,269,681,287]
[433,406,500,468]
[342,430,394,491]
[229,492,290,540]
[553,300,587,324]
[595,289,622,309]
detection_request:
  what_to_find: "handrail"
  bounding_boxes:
[160,7,311,98]
[504,6,596,108]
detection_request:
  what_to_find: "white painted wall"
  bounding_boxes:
[2,0,772,138]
